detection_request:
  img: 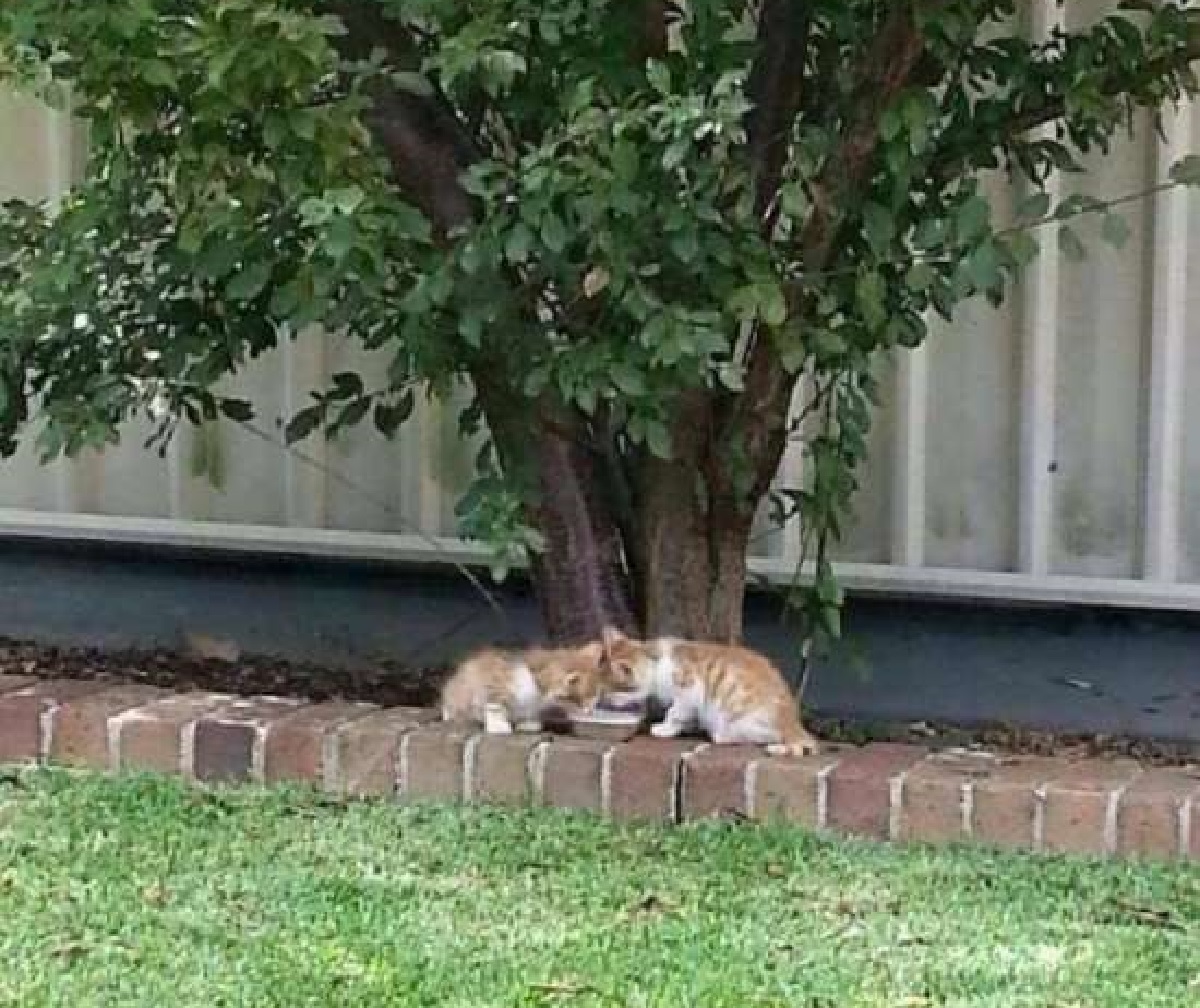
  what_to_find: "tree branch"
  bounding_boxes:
[745,0,812,221]
[931,33,1200,187]
[322,1,478,234]
[719,4,934,521]
[800,2,931,269]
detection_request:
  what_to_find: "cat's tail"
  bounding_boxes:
[766,726,820,758]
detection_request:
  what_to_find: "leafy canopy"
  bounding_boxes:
[2,1,1200,634]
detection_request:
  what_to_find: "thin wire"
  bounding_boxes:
[786,176,1184,285]
[235,418,513,629]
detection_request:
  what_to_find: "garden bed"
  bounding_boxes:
[4,635,1199,767]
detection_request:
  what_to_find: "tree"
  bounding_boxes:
[3,1,1200,652]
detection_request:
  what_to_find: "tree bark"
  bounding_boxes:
[637,467,753,642]
[527,425,637,643]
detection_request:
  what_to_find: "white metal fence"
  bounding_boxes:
[5,0,1200,611]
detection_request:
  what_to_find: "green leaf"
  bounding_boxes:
[645,60,671,95]
[904,261,936,293]
[330,372,364,398]
[1015,191,1052,222]
[140,59,176,87]
[285,406,323,444]
[1057,225,1087,262]
[610,362,646,396]
[328,187,365,215]
[862,203,894,258]
[965,241,1002,293]
[218,399,254,422]
[335,397,371,431]
[758,280,788,328]
[1169,154,1200,186]
[1100,212,1131,249]
[325,216,356,260]
[540,213,568,254]
[373,390,415,439]
[855,271,887,331]
[504,223,533,263]
[953,195,990,242]
[818,602,842,640]
[644,420,671,460]
[1006,230,1039,268]
[227,261,271,302]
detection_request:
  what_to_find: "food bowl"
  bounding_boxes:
[570,708,644,743]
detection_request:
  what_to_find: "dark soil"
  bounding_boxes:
[0,637,441,710]
[4,637,1198,767]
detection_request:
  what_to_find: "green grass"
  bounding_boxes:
[0,769,1197,1007]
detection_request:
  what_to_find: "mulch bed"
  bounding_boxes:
[3,636,1198,767]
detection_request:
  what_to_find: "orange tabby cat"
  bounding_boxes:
[441,642,604,734]
[599,628,819,756]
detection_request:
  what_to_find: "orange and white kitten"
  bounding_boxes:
[599,628,818,756]
[441,643,604,734]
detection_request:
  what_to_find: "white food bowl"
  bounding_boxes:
[570,708,644,742]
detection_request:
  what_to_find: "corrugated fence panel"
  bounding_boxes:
[5,0,1200,611]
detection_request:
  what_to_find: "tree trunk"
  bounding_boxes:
[637,455,753,642]
[527,427,637,643]
[633,392,756,643]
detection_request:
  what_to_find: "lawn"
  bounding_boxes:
[0,768,1197,1007]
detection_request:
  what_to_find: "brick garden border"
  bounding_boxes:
[1,675,1197,860]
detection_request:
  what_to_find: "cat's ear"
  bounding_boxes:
[601,626,627,649]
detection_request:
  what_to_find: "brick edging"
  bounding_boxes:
[1,678,1196,860]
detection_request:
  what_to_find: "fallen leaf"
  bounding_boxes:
[49,941,89,963]
[141,882,168,906]
[632,893,676,914]
[1108,899,1181,931]
[529,978,597,997]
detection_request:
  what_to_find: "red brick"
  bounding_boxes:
[751,748,846,827]
[898,750,1000,843]
[607,737,705,821]
[330,707,434,798]
[971,756,1059,851]
[1116,767,1200,859]
[116,692,232,774]
[401,724,473,801]
[261,701,376,785]
[680,746,757,821]
[1040,758,1142,856]
[190,697,308,783]
[467,733,548,805]
[825,743,927,840]
[49,685,166,769]
[0,680,107,764]
[540,737,612,812]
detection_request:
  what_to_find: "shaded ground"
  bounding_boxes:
[5,545,1200,743]
[1,769,1197,1007]
[5,636,1200,766]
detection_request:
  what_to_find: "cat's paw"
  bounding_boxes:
[766,737,819,758]
[650,722,681,739]
[514,720,542,733]
[485,721,515,735]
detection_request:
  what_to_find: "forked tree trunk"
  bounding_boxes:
[525,426,637,643]
[637,456,753,642]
